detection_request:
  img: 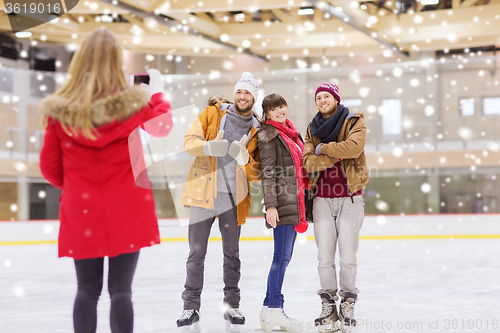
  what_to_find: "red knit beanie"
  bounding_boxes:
[315,83,341,104]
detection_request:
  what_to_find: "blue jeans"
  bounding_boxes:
[263,224,297,308]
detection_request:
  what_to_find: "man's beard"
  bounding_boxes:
[235,100,254,115]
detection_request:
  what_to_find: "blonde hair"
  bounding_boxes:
[43,29,128,139]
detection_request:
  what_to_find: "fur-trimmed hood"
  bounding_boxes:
[40,86,149,127]
[257,123,279,143]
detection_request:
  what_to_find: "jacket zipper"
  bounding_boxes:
[341,117,354,203]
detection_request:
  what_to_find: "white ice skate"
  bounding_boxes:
[176,309,201,333]
[260,306,268,329]
[224,308,245,332]
[265,308,302,332]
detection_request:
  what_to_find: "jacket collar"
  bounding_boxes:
[40,86,149,127]
[257,123,279,143]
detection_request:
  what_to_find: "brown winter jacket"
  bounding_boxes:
[180,100,261,226]
[257,124,303,228]
[302,113,369,195]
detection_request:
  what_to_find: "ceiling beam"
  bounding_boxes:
[399,34,500,52]
[157,12,222,37]
[461,0,480,7]
[71,1,130,14]
[331,0,371,24]
[250,31,376,49]
[388,20,500,43]
[219,20,353,37]
[306,0,409,57]
[271,9,293,23]
[375,4,500,29]
[158,0,304,13]
[101,0,268,61]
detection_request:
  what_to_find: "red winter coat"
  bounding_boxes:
[39,86,172,260]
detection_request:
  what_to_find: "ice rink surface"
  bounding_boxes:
[1,229,500,332]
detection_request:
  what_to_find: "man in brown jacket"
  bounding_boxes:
[302,83,369,333]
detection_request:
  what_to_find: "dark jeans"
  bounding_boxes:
[182,192,241,310]
[263,224,297,308]
[73,251,140,333]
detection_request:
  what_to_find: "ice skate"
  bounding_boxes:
[224,308,245,332]
[315,293,340,333]
[265,308,301,332]
[338,298,356,333]
[260,306,268,329]
[176,309,201,333]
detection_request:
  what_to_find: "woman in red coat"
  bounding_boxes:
[39,29,172,333]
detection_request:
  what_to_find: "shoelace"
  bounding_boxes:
[281,309,290,319]
[320,301,333,318]
[180,309,195,320]
[227,308,244,318]
[340,302,355,318]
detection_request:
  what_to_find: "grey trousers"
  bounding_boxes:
[313,195,364,301]
[182,192,241,310]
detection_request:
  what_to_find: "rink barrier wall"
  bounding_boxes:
[2,235,500,247]
[1,214,500,246]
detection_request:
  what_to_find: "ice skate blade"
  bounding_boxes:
[225,320,243,332]
[339,325,353,333]
[265,323,302,332]
[317,327,340,333]
[317,321,341,333]
[180,321,201,333]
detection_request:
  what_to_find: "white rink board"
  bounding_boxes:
[1,214,500,243]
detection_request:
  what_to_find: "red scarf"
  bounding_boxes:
[266,119,309,233]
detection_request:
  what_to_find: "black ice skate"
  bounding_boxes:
[176,309,201,333]
[315,293,340,333]
[223,308,245,332]
[339,298,356,333]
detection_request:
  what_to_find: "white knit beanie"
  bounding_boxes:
[234,72,258,101]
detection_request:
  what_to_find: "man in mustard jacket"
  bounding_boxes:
[176,72,261,332]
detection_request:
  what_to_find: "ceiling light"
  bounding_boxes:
[234,13,245,22]
[298,8,314,15]
[420,0,439,5]
[15,31,32,38]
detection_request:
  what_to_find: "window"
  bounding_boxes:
[342,99,363,107]
[459,98,475,116]
[483,97,500,115]
[254,88,265,118]
[0,70,13,93]
[381,99,402,136]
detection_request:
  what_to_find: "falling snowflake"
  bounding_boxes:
[421,183,431,193]
[376,215,387,225]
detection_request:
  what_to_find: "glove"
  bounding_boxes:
[294,219,308,233]
[203,130,228,157]
[228,135,249,166]
[315,143,323,155]
[147,68,164,96]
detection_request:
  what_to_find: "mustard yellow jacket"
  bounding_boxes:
[180,101,261,225]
